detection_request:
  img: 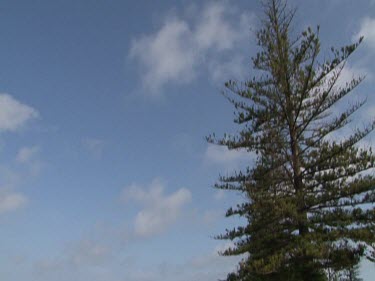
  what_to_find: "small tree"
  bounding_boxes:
[208,0,375,280]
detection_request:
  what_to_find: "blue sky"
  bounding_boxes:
[0,1,374,280]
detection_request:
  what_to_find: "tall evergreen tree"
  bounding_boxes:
[208,0,375,280]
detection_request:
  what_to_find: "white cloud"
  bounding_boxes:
[190,242,236,268]
[31,220,133,280]
[35,239,112,272]
[0,94,39,132]
[317,61,373,144]
[82,138,105,158]
[129,1,255,94]
[193,2,241,51]
[336,63,369,87]
[318,61,371,95]
[14,145,43,177]
[68,239,111,267]
[32,238,116,281]
[154,242,243,281]
[208,54,247,84]
[355,17,375,49]
[214,189,226,200]
[204,144,253,169]
[0,190,27,214]
[122,178,192,237]
[16,146,39,163]
[129,19,197,94]
[201,209,221,225]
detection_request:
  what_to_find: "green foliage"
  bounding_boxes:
[208,0,375,280]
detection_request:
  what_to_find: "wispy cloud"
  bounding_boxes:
[355,17,375,50]
[16,146,40,164]
[15,145,43,177]
[0,189,27,214]
[0,95,40,215]
[0,94,38,132]
[82,137,105,159]
[122,178,192,237]
[129,1,255,95]
[68,239,112,267]
[203,144,254,171]
[33,237,116,281]
[153,242,241,281]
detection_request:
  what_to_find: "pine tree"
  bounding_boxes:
[207,0,375,280]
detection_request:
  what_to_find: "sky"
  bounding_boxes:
[0,0,374,280]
